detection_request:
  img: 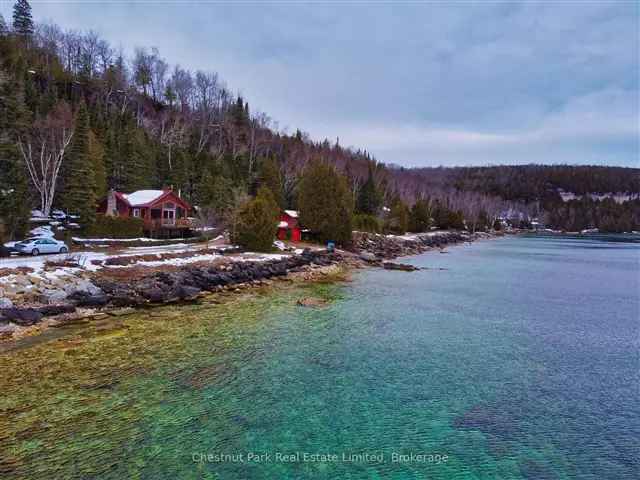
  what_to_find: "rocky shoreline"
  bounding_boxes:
[0,230,497,341]
[353,230,498,261]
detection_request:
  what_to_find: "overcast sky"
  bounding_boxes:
[2,0,638,167]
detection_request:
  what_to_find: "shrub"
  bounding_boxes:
[89,215,145,238]
[384,197,409,234]
[408,198,432,233]
[232,188,279,252]
[353,214,381,233]
[297,160,353,245]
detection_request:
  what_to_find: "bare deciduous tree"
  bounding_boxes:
[17,103,74,217]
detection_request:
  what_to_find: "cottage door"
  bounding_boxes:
[163,210,175,225]
[163,202,176,226]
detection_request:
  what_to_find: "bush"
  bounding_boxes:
[232,188,279,252]
[297,160,353,245]
[384,197,409,234]
[408,198,432,233]
[353,214,381,233]
[89,215,145,238]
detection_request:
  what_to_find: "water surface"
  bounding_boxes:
[1,235,638,479]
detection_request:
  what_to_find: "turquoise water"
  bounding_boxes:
[2,235,638,479]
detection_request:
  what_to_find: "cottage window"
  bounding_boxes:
[132,208,140,218]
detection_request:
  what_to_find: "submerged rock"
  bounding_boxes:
[297,297,328,307]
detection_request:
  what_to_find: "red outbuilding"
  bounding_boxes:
[277,210,302,242]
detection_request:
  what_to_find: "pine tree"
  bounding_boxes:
[198,167,234,219]
[432,199,450,229]
[384,195,409,234]
[89,130,107,199]
[61,102,96,228]
[297,160,353,245]
[0,14,8,36]
[12,0,34,37]
[259,155,284,208]
[233,187,279,252]
[0,73,30,240]
[408,197,432,233]
[120,122,149,191]
[356,165,382,215]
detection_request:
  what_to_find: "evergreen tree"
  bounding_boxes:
[297,160,353,245]
[61,102,96,228]
[447,209,465,230]
[477,210,490,232]
[232,96,248,128]
[353,213,381,233]
[89,130,107,199]
[0,71,30,240]
[384,196,409,234]
[0,14,8,36]
[408,197,431,233]
[432,199,451,229]
[233,187,279,252]
[258,155,285,208]
[198,167,235,220]
[12,0,34,37]
[356,165,382,215]
[120,122,149,191]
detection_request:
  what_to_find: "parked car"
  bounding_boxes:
[13,237,69,256]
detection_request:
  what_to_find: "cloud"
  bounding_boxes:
[333,88,638,166]
[2,1,637,167]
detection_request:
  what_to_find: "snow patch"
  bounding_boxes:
[29,226,55,238]
[124,190,165,206]
[72,236,168,243]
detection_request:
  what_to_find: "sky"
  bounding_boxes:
[1,0,638,168]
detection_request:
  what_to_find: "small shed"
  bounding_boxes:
[277,210,302,242]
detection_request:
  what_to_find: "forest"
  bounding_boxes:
[0,0,638,244]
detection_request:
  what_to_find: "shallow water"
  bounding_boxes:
[1,235,638,479]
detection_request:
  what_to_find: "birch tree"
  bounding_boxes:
[17,102,73,217]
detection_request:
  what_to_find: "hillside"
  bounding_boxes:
[0,2,638,240]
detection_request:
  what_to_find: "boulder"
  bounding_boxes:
[140,286,167,303]
[73,279,103,296]
[70,291,109,307]
[38,304,76,316]
[0,323,16,338]
[178,285,201,300]
[0,297,13,309]
[0,307,43,326]
[39,289,69,305]
[359,251,378,263]
[382,262,420,271]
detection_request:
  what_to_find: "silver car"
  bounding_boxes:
[14,237,69,256]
